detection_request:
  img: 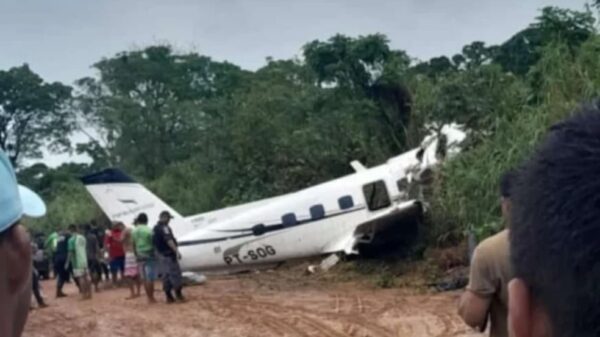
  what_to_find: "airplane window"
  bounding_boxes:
[282,213,297,227]
[363,180,391,211]
[338,196,354,210]
[310,204,325,220]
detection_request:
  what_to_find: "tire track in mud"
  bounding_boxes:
[25,280,481,337]
[335,293,463,337]
[312,293,457,337]
[200,294,349,337]
[200,293,397,337]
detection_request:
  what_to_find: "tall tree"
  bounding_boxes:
[0,64,73,165]
[303,34,412,151]
[494,6,595,75]
[303,34,409,92]
[461,41,496,69]
[76,45,249,179]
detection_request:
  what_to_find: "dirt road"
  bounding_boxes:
[25,272,482,337]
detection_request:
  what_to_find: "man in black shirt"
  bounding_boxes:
[93,224,110,281]
[53,229,71,298]
[84,224,101,292]
[31,242,48,308]
[153,211,184,303]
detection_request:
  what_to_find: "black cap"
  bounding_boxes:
[159,210,173,219]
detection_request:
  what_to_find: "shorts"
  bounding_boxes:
[110,256,125,274]
[124,253,139,277]
[139,259,158,281]
[73,268,88,278]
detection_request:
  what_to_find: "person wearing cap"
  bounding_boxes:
[458,170,516,337]
[132,213,157,303]
[0,151,46,337]
[153,211,184,303]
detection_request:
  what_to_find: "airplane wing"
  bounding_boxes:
[322,200,423,255]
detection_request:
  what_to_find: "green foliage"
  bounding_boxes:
[303,34,409,91]
[494,6,595,76]
[27,182,99,234]
[409,64,528,142]
[461,41,496,69]
[0,64,73,166]
[303,34,412,152]
[427,36,600,244]
[18,163,101,234]
[149,159,224,215]
[75,45,250,179]
[374,270,396,288]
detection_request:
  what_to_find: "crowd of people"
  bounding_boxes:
[30,210,186,307]
[2,101,600,337]
[14,211,185,322]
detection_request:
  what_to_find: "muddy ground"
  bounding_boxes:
[24,263,482,337]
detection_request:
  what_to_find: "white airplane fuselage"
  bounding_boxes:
[177,158,418,271]
[82,124,466,273]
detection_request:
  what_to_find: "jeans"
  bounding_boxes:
[158,254,182,294]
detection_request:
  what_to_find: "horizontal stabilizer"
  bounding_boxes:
[80,168,136,185]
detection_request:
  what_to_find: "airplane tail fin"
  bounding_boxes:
[81,168,185,234]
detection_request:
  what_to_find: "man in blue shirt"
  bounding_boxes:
[153,211,184,303]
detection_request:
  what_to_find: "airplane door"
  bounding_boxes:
[362,180,391,212]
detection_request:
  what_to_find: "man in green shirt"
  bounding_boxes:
[45,231,58,255]
[132,213,157,303]
[67,224,91,300]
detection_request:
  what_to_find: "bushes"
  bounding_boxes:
[27,182,100,234]
[427,37,600,245]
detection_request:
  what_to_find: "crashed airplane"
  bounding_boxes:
[81,124,466,273]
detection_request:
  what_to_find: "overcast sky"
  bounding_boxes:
[0,0,588,166]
